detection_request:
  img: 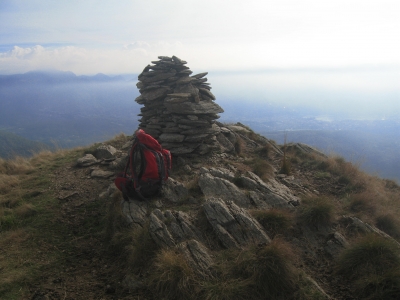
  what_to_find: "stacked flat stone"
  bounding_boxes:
[135,56,224,155]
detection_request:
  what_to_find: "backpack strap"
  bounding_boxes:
[129,140,149,201]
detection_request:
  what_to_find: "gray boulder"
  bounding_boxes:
[93,145,117,159]
[198,172,250,207]
[90,169,114,179]
[76,154,98,167]
[149,209,203,248]
[121,199,148,229]
[178,239,214,278]
[203,198,271,249]
[162,177,189,202]
[240,171,300,208]
[325,231,350,257]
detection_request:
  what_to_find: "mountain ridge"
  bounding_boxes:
[1,124,400,299]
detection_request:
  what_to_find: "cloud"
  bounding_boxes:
[0,42,188,74]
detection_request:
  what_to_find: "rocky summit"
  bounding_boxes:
[135,55,224,156]
[3,57,400,300]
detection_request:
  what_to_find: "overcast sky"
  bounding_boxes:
[0,0,399,118]
[1,0,399,74]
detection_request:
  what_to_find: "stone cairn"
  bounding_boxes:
[135,56,224,156]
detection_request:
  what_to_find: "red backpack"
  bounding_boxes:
[115,129,172,200]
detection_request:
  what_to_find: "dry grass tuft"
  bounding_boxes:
[251,209,293,237]
[375,214,400,239]
[336,234,400,298]
[0,157,33,175]
[148,248,198,299]
[232,240,297,299]
[0,207,16,230]
[107,133,130,148]
[14,203,37,218]
[348,192,377,215]
[127,224,158,271]
[0,228,30,246]
[298,196,335,229]
[244,158,274,181]
[234,136,245,155]
[202,278,249,300]
[327,156,368,191]
[255,143,274,159]
[0,174,20,194]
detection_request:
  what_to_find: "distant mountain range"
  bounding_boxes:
[0,70,136,85]
[0,70,140,148]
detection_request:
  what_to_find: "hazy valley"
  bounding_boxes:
[1,70,399,182]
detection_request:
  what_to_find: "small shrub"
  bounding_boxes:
[376,214,400,238]
[185,176,202,196]
[0,209,17,231]
[251,209,292,237]
[355,270,400,299]
[83,143,101,155]
[298,197,334,228]
[255,144,272,158]
[0,174,19,195]
[233,240,297,299]
[244,158,274,181]
[202,278,249,300]
[234,137,245,155]
[279,156,291,175]
[348,192,376,215]
[315,172,331,179]
[336,234,400,298]
[337,175,351,185]
[108,132,129,148]
[290,156,300,164]
[0,157,33,175]
[148,249,198,300]
[279,132,291,175]
[127,225,158,271]
[384,179,400,190]
[316,161,330,171]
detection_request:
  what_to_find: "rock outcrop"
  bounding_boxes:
[135,56,224,156]
[203,198,271,249]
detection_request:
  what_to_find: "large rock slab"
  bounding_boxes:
[198,171,250,207]
[162,177,188,202]
[203,198,271,249]
[149,209,203,248]
[341,216,400,246]
[178,239,214,278]
[121,199,148,229]
[240,171,300,208]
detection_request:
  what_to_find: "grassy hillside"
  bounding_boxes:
[0,130,50,159]
[1,130,400,299]
[264,129,400,182]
